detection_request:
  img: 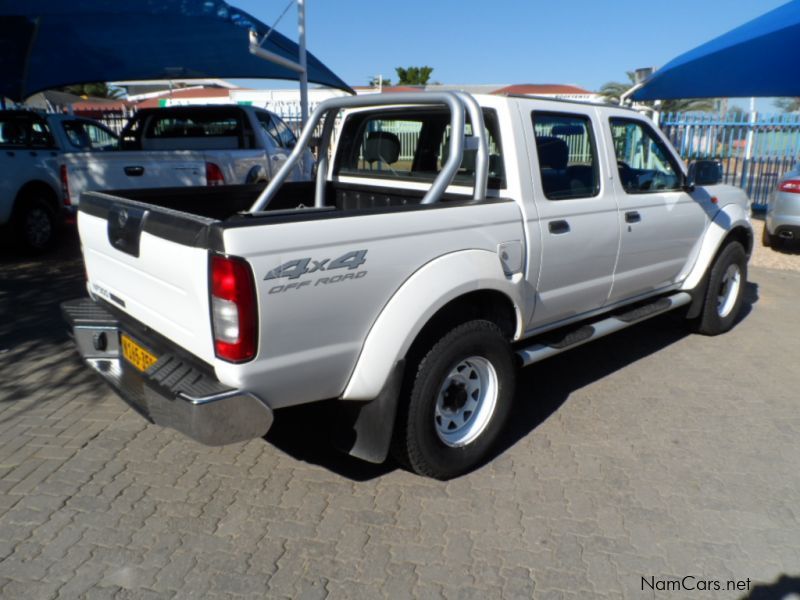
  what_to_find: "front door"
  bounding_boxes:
[524,108,621,328]
[604,116,707,303]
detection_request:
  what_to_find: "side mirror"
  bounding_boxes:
[687,159,723,187]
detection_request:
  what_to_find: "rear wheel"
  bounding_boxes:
[762,223,774,248]
[13,196,58,253]
[392,319,516,479]
[693,242,747,335]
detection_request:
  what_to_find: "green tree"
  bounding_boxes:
[598,71,637,105]
[599,72,716,112]
[774,98,800,113]
[395,66,433,86]
[61,83,124,99]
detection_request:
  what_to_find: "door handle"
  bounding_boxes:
[548,220,570,234]
[625,211,641,223]
[124,166,145,177]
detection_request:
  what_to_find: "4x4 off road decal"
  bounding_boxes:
[265,250,368,294]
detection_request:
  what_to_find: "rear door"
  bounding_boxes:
[524,107,621,327]
[604,116,707,303]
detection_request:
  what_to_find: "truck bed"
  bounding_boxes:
[93,181,494,223]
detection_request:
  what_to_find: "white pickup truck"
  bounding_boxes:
[62,105,314,205]
[63,92,753,479]
[0,110,117,251]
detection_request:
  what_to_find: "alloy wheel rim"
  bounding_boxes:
[717,263,741,318]
[434,356,498,447]
[25,208,52,249]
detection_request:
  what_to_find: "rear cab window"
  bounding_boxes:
[532,111,600,200]
[133,108,248,150]
[334,108,506,191]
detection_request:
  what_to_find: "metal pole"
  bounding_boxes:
[744,97,756,161]
[297,0,309,129]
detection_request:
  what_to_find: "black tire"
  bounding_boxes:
[13,196,59,253]
[693,242,747,336]
[762,223,774,248]
[392,319,516,479]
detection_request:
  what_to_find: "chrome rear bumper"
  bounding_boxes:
[62,298,273,446]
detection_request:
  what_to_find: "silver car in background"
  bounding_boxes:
[765,168,800,246]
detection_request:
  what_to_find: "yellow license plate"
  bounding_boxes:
[121,334,158,372]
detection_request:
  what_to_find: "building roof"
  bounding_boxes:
[72,98,130,112]
[492,84,594,96]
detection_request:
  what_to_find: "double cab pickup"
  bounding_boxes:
[63,92,752,479]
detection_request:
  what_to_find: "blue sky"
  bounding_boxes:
[235,0,787,96]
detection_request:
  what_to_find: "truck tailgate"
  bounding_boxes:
[78,193,217,364]
[65,151,206,205]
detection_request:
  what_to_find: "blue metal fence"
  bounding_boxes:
[660,112,800,208]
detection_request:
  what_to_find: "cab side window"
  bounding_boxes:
[532,112,599,200]
[609,118,682,193]
[0,115,54,148]
[0,116,28,146]
[257,112,296,149]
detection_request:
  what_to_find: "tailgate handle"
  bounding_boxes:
[124,166,145,177]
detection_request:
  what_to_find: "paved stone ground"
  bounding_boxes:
[1,232,800,599]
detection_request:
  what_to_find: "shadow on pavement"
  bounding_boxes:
[0,229,108,417]
[491,281,760,465]
[768,240,800,255]
[0,229,84,350]
[266,401,397,481]
[743,574,800,599]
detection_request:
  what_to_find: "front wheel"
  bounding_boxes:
[693,242,747,335]
[392,320,516,479]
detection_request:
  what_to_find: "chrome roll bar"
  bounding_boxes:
[248,91,490,212]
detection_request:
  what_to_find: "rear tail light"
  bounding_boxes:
[206,162,225,186]
[778,179,800,194]
[210,255,257,362]
[60,164,71,206]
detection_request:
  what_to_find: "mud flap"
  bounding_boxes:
[332,360,405,464]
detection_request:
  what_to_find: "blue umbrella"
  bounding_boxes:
[633,0,800,100]
[0,0,352,101]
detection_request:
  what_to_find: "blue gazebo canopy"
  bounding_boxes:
[633,0,800,101]
[0,0,352,101]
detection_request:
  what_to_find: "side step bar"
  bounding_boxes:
[517,292,691,367]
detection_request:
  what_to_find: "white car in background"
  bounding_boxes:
[764,169,800,247]
[0,110,118,251]
[62,105,315,209]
